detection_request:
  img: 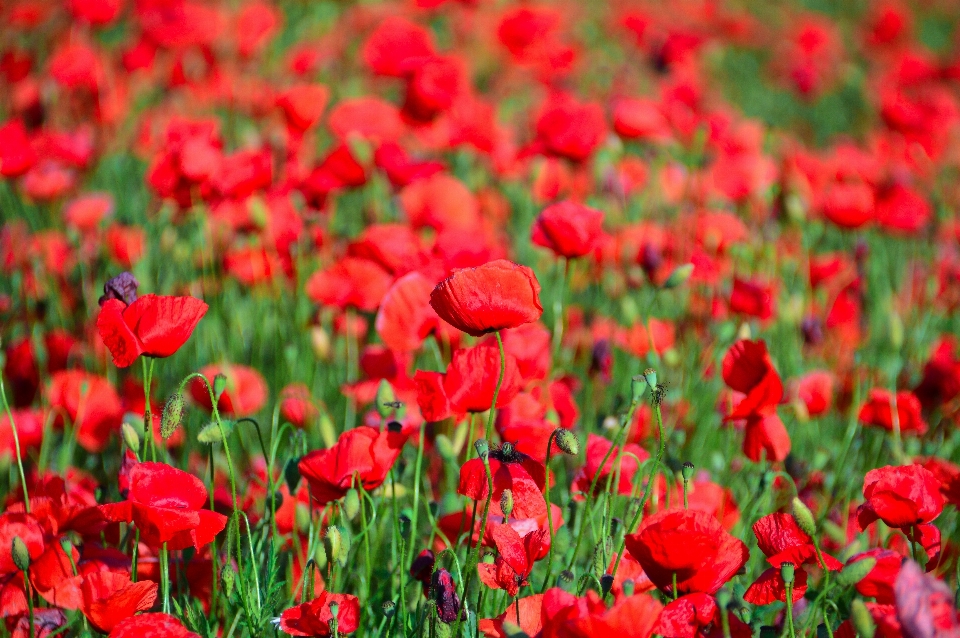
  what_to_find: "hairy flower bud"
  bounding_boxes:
[791,497,817,538]
[500,489,514,519]
[850,599,875,638]
[554,429,579,456]
[376,379,397,419]
[220,564,236,597]
[11,536,30,571]
[160,391,185,440]
[213,374,228,401]
[121,421,141,451]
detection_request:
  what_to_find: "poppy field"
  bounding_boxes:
[4,0,960,636]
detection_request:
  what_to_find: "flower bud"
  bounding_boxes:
[284,457,301,493]
[311,326,331,360]
[220,564,237,597]
[343,489,361,521]
[600,573,614,596]
[160,392,185,439]
[662,263,694,289]
[11,536,30,571]
[376,380,397,419]
[850,599,875,638]
[681,462,695,482]
[499,489,514,519]
[213,374,228,401]
[474,439,489,460]
[791,497,817,538]
[780,561,795,585]
[837,557,876,588]
[554,429,579,456]
[324,526,343,565]
[121,421,141,451]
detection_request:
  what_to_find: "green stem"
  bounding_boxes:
[785,584,796,638]
[161,542,170,613]
[0,375,30,511]
[484,332,506,443]
[541,430,558,590]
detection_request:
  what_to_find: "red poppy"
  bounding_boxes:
[108,612,200,638]
[80,571,158,634]
[846,549,902,605]
[279,383,318,428]
[858,389,928,435]
[624,508,749,596]
[459,443,546,519]
[362,17,435,78]
[100,462,228,550]
[790,370,835,417]
[728,278,775,321]
[742,412,792,463]
[563,591,664,637]
[722,339,783,420]
[916,456,960,507]
[531,200,604,259]
[857,464,944,531]
[430,260,542,337]
[914,337,960,409]
[376,272,442,353]
[97,293,208,368]
[47,370,123,453]
[744,513,842,605]
[305,257,393,313]
[278,592,360,637]
[0,120,36,177]
[188,364,268,417]
[821,181,874,229]
[298,426,407,505]
[478,526,547,596]
[532,93,606,163]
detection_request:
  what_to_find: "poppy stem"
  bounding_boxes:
[0,374,30,512]
[551,257,568,363]
[141,357,155,462]
[541,430,558,590]
[484,332,506,443]
[784,584,796,638]
[161,542,170,613]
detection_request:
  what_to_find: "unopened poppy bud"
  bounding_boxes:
[681,462,695,482]
[791,497,817,537]
[621,578,635,597]
[160,392,185,439]
[11,536,30,571]
[600,573,614,596]
[554,429,579,456]
[630,375,647,404]
[662,263,694,289]
[474,439,489,460]
[500,489,514,518]
[643,368,658,389]
[343,489,361,521]
[220,564,236,597]
[376,380,397,419]
[324,526,343,565]
[837,557,876,588]
[121,422,141,451]
[382,601,396,618]
[850,599,875,638]
[780,561,795,585]
[213,374,228,401]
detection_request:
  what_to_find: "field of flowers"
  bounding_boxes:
[2,0,960,636]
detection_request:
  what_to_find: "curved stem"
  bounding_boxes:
[484,332,506,443]
[0,375,30,511]
[541,430,557,591]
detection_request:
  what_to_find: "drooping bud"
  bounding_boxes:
[850,599,875,638]
[474,439,489,460]
[213,374,228,401]
[220,564,237,597]
[780,561,795,585]
[121,421,141,452]
[791,497,817,538]
[160,391,185,439]
[661,263,694,289]
[376,380,397,419]
[681,462,695,482]
[500,489,514,519]
[343,489,361,521]
[554,429,579,456]
[324,526,343,565]
[11,536,30,571]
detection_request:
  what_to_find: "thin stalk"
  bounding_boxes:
[0,375,30,511]
[484,332,506,442]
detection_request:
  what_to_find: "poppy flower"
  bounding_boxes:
[100,462,228,550]
[655,593,719,638]
[80,571,158,634]
[279,383,319,428]
[376,272,442,353]
[362,16,435,78]
[458,443,546,519]
[278,592,360,636]
[532,93,607,163]
[722,339,783,420]
[531,200,605,259]
[858,389,928,435]
[563,591,664,637]
[478,526,547,597]
[430,260,542,337]
[728,278,775,321]
[743,513,842,605]
[97,291,208,368]
[305,257,393,313]
[0,120,36,177]
[47,371,123,453]
[109,612,200,638]
[298,426,407,505]
[790,370,835,417]
[846,549,902,604]
[742,412,792,463]
[188,364,268,417]
[914,337,960,409]
[624,508,749,596]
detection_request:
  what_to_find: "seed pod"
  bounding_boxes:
[121,422,141,451]
[382,601,396,618]
[213,374,228,401]
[500,489,514,519]
[643,368,658,389]
[11,536,30,571]
[780,562,795,585]
[554,429,579,456]
[791,497,817,538]
[851,599,875,638]
[160,392,185,439]
[474,439,489,460]
[630,375,647,404]
[681,462,696,482]
[558,570,575,592]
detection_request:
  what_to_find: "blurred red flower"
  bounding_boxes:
[532,200,604,259]
[279,592,360,637]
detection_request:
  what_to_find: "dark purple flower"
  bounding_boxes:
[98,272,140,306]
[431,568,461,623]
